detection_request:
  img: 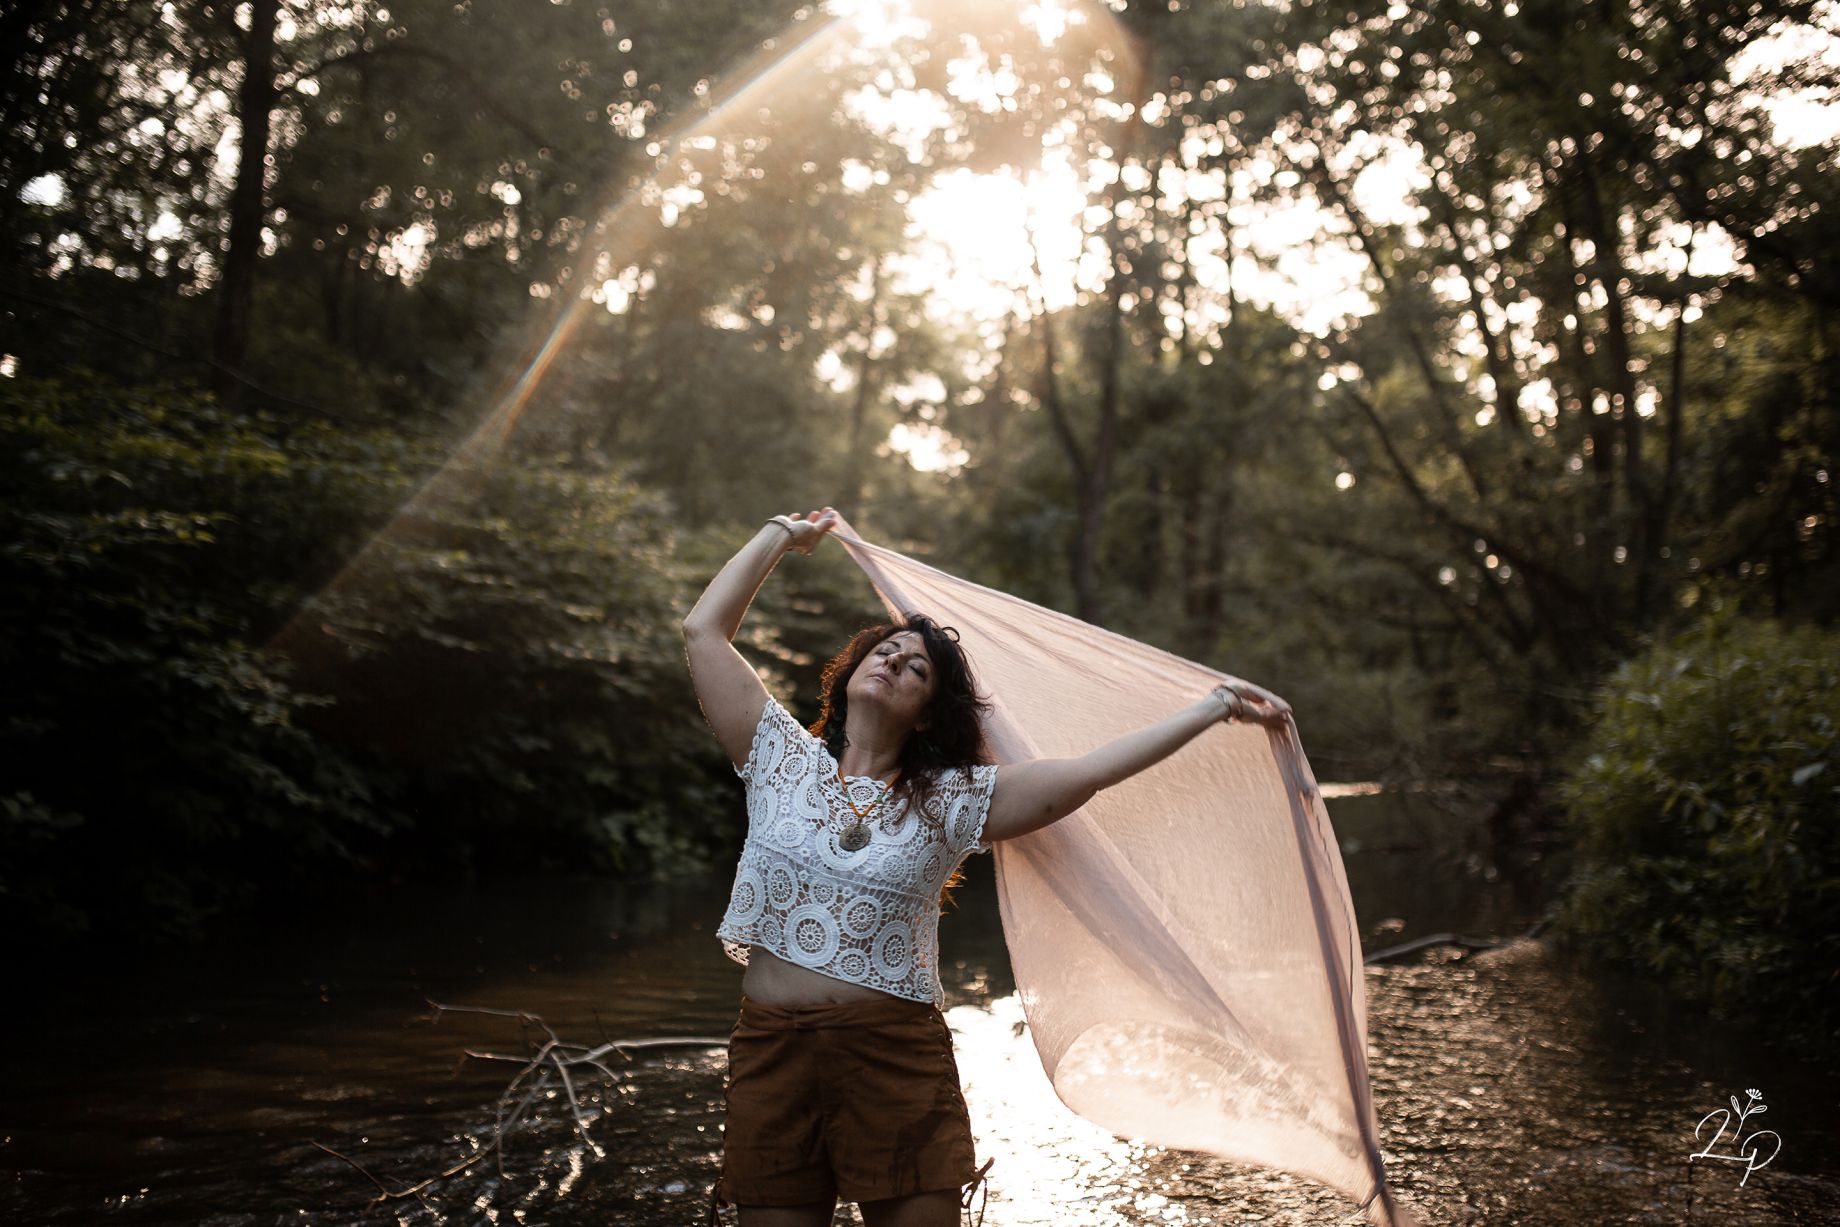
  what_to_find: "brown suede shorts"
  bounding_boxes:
[713,993,980,1209]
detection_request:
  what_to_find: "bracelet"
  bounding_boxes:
[767,515,796,539]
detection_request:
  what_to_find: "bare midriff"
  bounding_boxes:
[740,946,907,1006]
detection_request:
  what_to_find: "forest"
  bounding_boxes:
[2,0,1834,1037]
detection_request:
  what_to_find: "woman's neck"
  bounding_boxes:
[836,715,906,780]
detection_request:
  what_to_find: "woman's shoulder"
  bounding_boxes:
[920,761,996,805]
[736,693,826,784]
[921,762,997,851]
[958,760,998,786]
[757,692,817,738]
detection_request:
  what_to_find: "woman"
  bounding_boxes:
[683,507,1288,1227]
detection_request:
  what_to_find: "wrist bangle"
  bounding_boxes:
[767,516,796,539]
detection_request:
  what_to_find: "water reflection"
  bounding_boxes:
[949,995,1144,1224]
[3,814,1836,1225]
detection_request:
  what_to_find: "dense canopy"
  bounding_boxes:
[2,1,1833,1046]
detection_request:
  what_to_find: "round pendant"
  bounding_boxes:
[839,821,871,852]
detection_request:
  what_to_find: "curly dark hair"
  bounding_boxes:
[810,612,992,820]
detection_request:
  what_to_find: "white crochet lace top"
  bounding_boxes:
[717,697,998,1006]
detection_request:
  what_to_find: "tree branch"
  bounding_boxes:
[286,44,579,170]
[1295,137,1493,503]
[311,999,727,1211]
[1334,379,1600,628]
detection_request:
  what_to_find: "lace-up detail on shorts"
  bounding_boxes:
[718,698,997,1005]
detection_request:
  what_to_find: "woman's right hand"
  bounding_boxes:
[772,506,839,555]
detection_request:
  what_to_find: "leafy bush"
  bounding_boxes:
[0,373,744,948]
[0,374,390,940]
[288,444,729,879]
[1555,610,1840,1038]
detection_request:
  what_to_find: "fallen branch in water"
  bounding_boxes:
[1364,919,1549,965]
[312,999,727,1209]
[311,1137,468,1213]
[1363,933,1503,963]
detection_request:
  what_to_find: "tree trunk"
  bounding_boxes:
[212,0,278,411]
[1071,196,1129,626]
[1188,479,1230,652]
[840,258,885,511]
[1642,228,1695,619]
[1029,235,1095,621]
[1572,143,1655,613]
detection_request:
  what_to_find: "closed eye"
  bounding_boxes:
[875,639,930,676]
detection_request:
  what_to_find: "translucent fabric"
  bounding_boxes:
[833,524,1417,1226]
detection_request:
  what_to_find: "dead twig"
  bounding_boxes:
[311,1138,447,1214]
[311,999,729,1210]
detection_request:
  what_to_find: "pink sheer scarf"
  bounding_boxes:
[833,523,1418,1225]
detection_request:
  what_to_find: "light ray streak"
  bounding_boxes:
[269,0,1135,666]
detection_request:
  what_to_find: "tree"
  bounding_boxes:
[213,0,279,408]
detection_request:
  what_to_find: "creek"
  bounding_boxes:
[4,791,1835,1225]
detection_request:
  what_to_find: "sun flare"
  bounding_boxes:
[267,0,1136,653]
[897,155,1092,322]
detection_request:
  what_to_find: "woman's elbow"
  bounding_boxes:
[1040,780,1098,827]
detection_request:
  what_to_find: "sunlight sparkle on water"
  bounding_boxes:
[949,995,1184,1226]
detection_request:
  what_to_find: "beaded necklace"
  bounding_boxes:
[836,766,900,851]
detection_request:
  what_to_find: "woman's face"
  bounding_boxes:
[845,630,939,734]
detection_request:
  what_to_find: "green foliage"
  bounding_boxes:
[5,0,1835,990]
[0,373,387,940]
[1143,0,1840,783]
[290,444,730,878]
[0,373,749,947]
[1555,610,1840,1038]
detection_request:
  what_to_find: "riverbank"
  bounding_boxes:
[3,823,1835,1224]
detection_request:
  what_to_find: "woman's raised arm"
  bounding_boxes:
[681,507,837,768]
[982,680,1290,844]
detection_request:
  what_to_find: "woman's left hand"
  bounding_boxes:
[1211,680,1292,726]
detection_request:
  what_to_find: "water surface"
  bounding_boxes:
[3,794,1835,1225]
